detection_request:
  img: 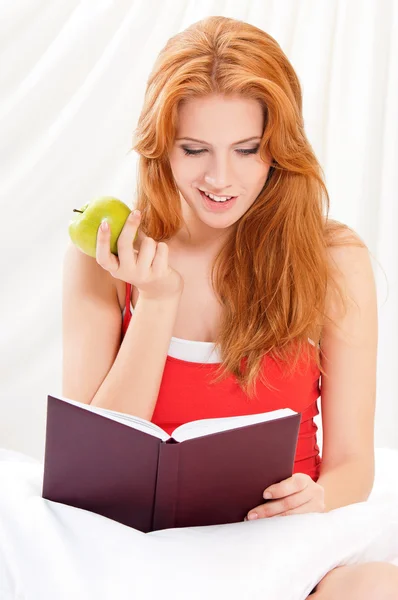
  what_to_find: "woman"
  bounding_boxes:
[62,16,398,598]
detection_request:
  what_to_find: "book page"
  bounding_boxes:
[48,393,170,441]
[171,408,297,442]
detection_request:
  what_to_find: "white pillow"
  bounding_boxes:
[0,447,397,600]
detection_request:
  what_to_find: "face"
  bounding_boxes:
[168,93,272,251]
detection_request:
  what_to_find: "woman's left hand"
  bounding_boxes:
[245,473,325,520]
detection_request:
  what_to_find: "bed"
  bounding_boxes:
[0,446,397,600]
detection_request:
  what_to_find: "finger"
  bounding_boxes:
[275,499,315,517]
[151,241,168,273]
[116,210,141,265]
[134,224,147,253]
[133,227,155,261]
[262,473,310,500]
[247,487,313,520]
[135,236,159,271]
[96,220,120,273]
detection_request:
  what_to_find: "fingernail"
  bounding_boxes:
[247,513,258,520]
[100,220,109,232]
[133,209,141,217]
[263,492,272,500]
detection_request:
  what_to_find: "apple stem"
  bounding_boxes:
[73,209,84,213]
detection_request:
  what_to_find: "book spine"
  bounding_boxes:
[152,440,180,531]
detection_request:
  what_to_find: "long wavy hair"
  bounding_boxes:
[130,15,367,399]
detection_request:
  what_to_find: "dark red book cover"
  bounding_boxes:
[42,394,301,533]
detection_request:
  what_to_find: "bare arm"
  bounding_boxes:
[317,233,378,510]
[62,241,182,420]
[90,293,181,419]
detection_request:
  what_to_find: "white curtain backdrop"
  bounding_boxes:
[0,0,397,460]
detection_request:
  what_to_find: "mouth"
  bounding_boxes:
[198,189,238,211]
[199,189,237,199]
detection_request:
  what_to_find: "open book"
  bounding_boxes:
[42,394,301,532]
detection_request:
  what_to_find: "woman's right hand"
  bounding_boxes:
[96,209,184,300]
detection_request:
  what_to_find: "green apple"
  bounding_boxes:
[68,196,138,258]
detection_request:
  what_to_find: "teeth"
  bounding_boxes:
[202,191,232,202]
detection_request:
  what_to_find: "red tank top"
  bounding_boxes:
[121,283,322,482]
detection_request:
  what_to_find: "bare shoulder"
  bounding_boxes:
[326,225,369,269]
[324,225,376,325]
[63,240,119,306]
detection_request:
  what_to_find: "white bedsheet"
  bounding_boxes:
[0,447,397,600]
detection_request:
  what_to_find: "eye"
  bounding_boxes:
[183,148,205,156]
[182,146,259,157]
[238,147,259,155]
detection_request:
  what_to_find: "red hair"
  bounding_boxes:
[130,16,366,398]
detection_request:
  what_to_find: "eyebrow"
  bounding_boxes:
[175,136,262,145]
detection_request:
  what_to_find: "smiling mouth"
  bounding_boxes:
[199,189,238,201]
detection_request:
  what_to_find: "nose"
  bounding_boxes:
[204,153,234,192]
